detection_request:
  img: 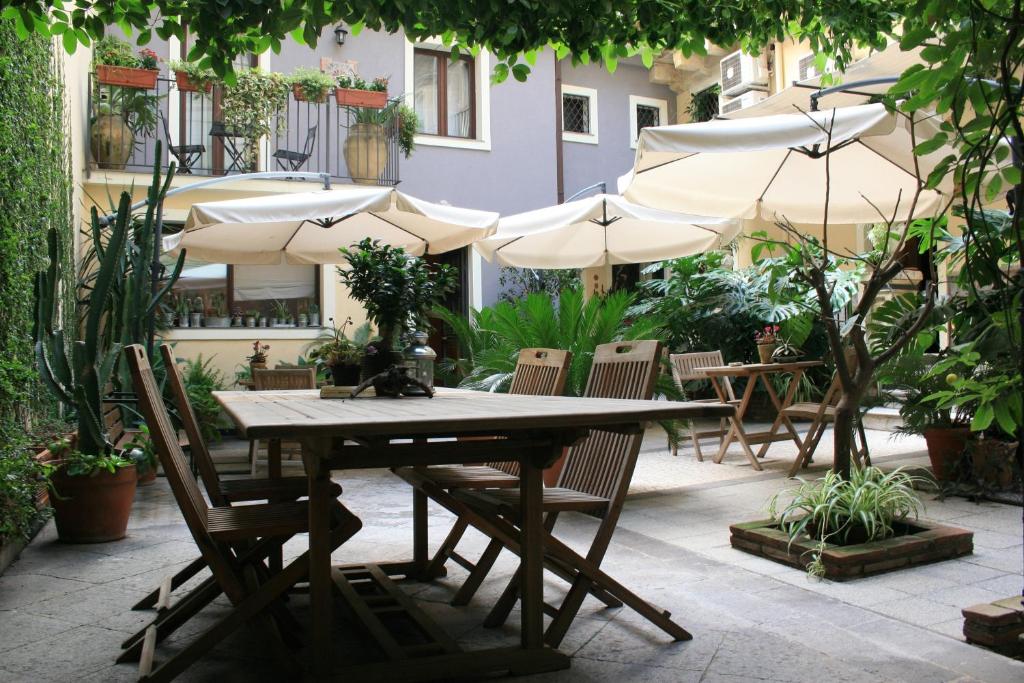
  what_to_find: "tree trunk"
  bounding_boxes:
[832,395,857,480]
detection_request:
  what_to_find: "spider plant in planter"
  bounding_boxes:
[768,466,926,577]
[306,317,373,386]
[337,238,456,379]
[343,100,417,185]
[288,66,335,102]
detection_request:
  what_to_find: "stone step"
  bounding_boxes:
[863,406,903,432]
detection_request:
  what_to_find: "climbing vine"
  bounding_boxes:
[0,20,75,541]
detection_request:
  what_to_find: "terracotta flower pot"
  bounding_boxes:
[137,466,157,486]
[344,122,389,185]
[96,65,158,89]
[174,71,212,93]
[923,427,971,482]
[250,361,267,371]
[334,87,387,108]
[50,465,137,543]
[292,83,327,103]
[756,343,777,364]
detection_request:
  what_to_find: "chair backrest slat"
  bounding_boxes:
[488,348,572,475]
[670,350,735,401]
[253,368,317,391]
[160,344,227,507]
[557,340,661,501]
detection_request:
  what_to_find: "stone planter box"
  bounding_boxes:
[963,596,1024,657]
[729,518,973,580]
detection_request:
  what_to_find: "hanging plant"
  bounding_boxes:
[221,68,289,166]
[687,84,721,123]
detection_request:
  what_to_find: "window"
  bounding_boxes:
[170,260,321,328]
[413,49,476,139]
[628,95,668,148]
[561,85,598,144]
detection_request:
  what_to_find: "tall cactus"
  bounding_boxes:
[35,145,184,455]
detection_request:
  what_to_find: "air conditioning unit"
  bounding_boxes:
[718,91,768,115]
[797,53,834,82]
[719,50,769,97]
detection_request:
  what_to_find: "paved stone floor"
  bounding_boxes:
[1,427,1022,682]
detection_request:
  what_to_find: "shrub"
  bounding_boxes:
[180,354,226,443]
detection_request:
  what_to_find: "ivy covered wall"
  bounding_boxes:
[0,20,74,540]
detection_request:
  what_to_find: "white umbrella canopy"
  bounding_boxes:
[165,186,499,264]
[622,103,952,225]
[474,194,739,269]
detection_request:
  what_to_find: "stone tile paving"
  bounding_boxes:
[0,427,1021,682]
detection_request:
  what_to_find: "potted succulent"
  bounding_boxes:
[167,58,217,93]
[271,299,291,327]
[334,74,389,108]
[176,297,191,327]
[205,293,231,328]
[93,36,160,89]
[221,68,290,170]
[259,314,269,328]
[247,341,270,371]
[289,66,335,103]
[297,303,309,328]
[343,100,417,185]
[189,295,203,328]
[337,238,456,379]
[244,309,258,328]
[754,324,780,364]
[308,302,320,327]
[231,309,243,327]
[307,317,369,386]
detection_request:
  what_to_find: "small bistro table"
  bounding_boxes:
[215,387,733,680]
[700,360,824,468]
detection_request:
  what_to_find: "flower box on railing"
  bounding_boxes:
[96,65,159,89]
[334,88,387,108]
[174,71,212,93]
[292,84,329,103]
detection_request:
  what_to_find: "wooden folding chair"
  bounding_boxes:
[783,349,870,477]
[249,368,317,475]
[120,345,362,681]
[451,341,692,647]
[669,351,740,459]
[130,345,341,612]
[394,348,571,577]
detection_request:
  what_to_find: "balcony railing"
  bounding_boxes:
[87,76,401,185]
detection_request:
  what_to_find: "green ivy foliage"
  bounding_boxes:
[0,19,74,541]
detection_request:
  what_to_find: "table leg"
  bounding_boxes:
[268,438,282,480]
[303,438,333,679]
[520,448,544,650]
[413,488,429,579]
[756,370,805,459]
[714,374,757,464]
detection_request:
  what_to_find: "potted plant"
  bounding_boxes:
[297,303,309,328]
[289,66,334,103]
[205,293,231,328]
[308,302,320,327]
[167,58,217,93]
[47,440,137,542]
[878,352,972,482]
[334,74,389,108]
[754,324,780,364]
[337,238,456,379]
[247,340,270,370]
[90,78,162,169]
[231,309,242,327]
[343,100,417,185]
[126,425,158,485]
[307,317,369,386]
[271,299,291,327]
[190,295,203,328]
[259,314,269,327]
[176,296,191,327]
[221,68,289,170]
[93,36,160,89]
[244,309,258,328]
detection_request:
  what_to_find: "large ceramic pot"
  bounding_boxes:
[90,114,135,169]
[50,464,137,543]
[344,122,389,185]
[923,427,971,482]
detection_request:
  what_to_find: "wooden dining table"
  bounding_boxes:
[700,360,824,467]
[215,387,733,680]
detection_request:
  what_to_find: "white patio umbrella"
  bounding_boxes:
[621,102,952,225]
[164,185,499,264]
[474,194,739,268]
